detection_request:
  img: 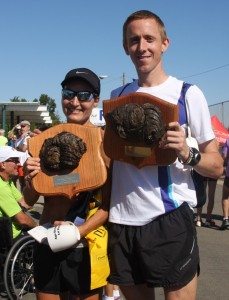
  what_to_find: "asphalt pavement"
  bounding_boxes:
[155,178,229,300]
[1,179,228,299]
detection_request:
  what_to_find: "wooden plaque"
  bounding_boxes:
[28,124,107,199]
[103,92,178,168]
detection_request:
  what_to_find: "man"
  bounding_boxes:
[16,120,31,152]
[0,146,37,242]
[23,68,110,300]
[16,120,31,191]
[106,10,224,300]
[220,137,229,229]
[0,129,8,146]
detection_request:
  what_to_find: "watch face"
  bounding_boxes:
[189,147,201,166]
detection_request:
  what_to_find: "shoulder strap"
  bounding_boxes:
[118,83,131,97]
[65,191,93,221]
[178,82,192,125]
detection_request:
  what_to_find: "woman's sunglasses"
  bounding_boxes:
[62,89,98,102]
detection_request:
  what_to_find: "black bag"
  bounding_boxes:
[191,170,207,208]
[0,216,13,250]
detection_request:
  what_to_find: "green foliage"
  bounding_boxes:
[9,94,61,124]
[39,94,56,114]
[10,96,26,102]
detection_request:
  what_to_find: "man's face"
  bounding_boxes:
[124,18,169,77]
[61,79,99,125]
[2,157,20,177]
[20,123,30,134]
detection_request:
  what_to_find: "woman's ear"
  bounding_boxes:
[93,96,100,108]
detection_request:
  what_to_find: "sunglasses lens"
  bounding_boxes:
[62,90,94,102]
[62,90,75,100]
[77,92,93,101]
[6,158,20,164]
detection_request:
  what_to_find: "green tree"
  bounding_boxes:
[10,94,61,125]
[10,96,28,102]
[38,94,56,113]
[37,94,61,124]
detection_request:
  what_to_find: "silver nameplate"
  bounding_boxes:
[53,173,80,187]
[125,146,151,157]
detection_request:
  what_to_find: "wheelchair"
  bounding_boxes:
[0,217,36,299]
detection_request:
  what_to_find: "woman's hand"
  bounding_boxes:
[23,157,41,182]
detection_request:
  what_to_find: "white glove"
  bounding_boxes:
[47,222,81,253]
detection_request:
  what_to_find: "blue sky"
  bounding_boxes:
[1,0,229,123]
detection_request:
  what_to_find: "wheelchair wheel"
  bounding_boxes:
[3,235,36,299]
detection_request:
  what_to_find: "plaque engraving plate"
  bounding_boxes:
[125,146,151,158]
[53,173,80,187]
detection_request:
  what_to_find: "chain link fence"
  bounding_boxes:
[209,100,229,130]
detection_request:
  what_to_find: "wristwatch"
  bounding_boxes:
[180,147,201,166]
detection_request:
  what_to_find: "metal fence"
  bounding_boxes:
[209,100,229,130]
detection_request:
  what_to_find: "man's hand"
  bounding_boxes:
[29,128,42,138]
[159,121,190,163]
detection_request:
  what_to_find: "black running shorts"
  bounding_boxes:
[108,203,199,288]
[33,243,101,296]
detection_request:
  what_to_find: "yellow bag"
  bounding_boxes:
[85,206,110,290]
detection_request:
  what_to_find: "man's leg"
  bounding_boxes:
[205,180,217,225]
[222,196,229,219]
[196,206,203,226]
[121,284,155,300]
[220,182,229,229]
[164,273,197,300]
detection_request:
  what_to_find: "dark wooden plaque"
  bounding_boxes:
[103,92,178,168]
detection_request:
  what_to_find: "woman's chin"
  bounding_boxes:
[67,114,85,124]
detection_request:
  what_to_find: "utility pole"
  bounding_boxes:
[122,72,125,85]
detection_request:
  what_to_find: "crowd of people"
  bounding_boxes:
[0,9,228,300]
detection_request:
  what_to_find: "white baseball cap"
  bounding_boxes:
[0,146,25,162]
[20,120,30,126]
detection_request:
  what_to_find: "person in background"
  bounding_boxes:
[220,137,229,230]
[15,120,31,191]
[195,140,221,227]
[8,124,22,148]
[0,129,8,146]
[7,124,23,186]
[23,68,110,300]
[8,133,17,148]
[103,283,121,300]
[15,120,31,152]
[0,146,37,242]
[106,10,223,300]
[195,177,217,227]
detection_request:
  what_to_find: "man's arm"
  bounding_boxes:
[160,122,224,178]
[18,196,33,211]
[196,139,224,178]
[13,210,37,229]
[7,124,18,140]
[23,182,40,207]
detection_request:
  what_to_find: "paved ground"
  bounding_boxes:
[155,178,229,300]
[1,178,228,299]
